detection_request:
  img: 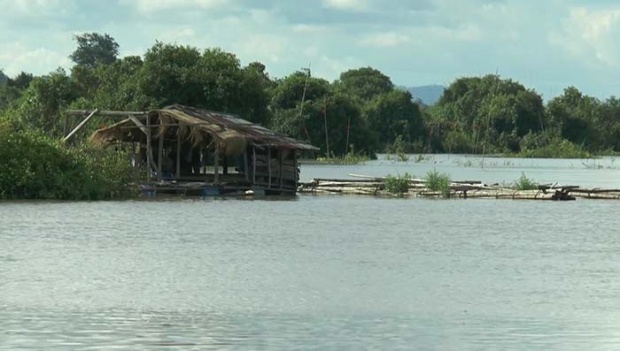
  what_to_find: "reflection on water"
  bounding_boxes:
[2,157,620,350]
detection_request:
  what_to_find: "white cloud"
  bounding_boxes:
[0,42,70,76]
[123,0,229,13]
[359,32,409,47]
[551,6,620,67]
[322,0,370,12]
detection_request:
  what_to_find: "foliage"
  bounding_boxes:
[0,119,138,200]
[70,33,119,68]
[517,133,590,158]
[5,30,620,184]
[513,173,538,190]
[424,169,451,198]
[384,172,412,195]
[335,67,393,101]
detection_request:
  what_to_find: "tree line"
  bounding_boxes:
[2,32,620,159]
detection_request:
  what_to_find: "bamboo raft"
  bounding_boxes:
[297,174,620,201]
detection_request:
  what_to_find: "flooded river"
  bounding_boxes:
[2,155,620,350]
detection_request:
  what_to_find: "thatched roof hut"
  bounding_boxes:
[90,104,318,156]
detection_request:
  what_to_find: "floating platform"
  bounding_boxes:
[297,175,620,201]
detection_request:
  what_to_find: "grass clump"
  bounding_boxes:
[424,169,451,198]
[384,172,412,195]
[514,173,538,190]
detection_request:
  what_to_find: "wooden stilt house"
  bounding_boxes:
[76,104,318,197]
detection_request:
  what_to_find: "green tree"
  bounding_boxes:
[8,71,34,90]
[546,87,599,149]
[14,68,78,136]
[432,75,545,153]
[70,33,119,68]
[335,67,393,101]
[363,90,425,149]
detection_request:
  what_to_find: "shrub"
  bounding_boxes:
[0,119,138,200]
[384,172,412,195]
[514,173,537,190]
[425,169,451,198]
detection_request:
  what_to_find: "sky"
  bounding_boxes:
[1,0,620,99]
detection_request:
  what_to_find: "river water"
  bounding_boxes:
[2,155,620,350]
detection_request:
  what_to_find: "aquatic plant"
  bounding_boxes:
[514,173,537,190]
[384,172,412,195]
[424,169,451,198]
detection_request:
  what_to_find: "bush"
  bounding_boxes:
[0,119,138,200]
[384,172,412,195]
[518,133,590,158]
[425,169,451,198]
[514,173,537,190]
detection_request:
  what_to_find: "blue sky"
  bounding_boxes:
[1,0,620,99]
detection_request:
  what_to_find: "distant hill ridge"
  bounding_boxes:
[399,85,445,106]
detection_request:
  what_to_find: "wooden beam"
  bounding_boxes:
[293,150,298,189]
[63,108,99,142]
[146,115,152,181]
[176,130,181,179]
[65,109,147,117]
[129,115,148,135]
[252,146,256,184]
[214,143,220,184]
[157,131,164,181]
[244,150,249,182]
[268,148,272,189]
[279,150,284,189]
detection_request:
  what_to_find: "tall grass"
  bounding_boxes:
[384,172,412,195]
[513,173,538,190]
[424,169,451,198]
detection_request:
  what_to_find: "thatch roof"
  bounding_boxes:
[90,104,319,154]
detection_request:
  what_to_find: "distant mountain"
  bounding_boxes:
[402,85,445,106]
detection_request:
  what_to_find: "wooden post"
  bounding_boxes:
[223,156,228,176]
[279,149,284,189]
[214,143,220,184]
[252,146,256,184]
[176,130,181,179]
[244,150,249,182]
[268,148,272,189]
[146,115,152,181]
[157,129,164,181]
[293,150,298,189]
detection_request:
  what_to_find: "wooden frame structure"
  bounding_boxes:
[66,104,318,197]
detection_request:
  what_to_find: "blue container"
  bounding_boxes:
[202,186,221,197]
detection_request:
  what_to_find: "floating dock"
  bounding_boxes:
[298,175,620,201]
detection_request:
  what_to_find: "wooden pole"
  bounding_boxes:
[268,148,272,189]
[157,129,164,181]
[176,130,181,179]
[214,143,220,184]
[293,150,298,189]
[279,149,284,189]
[63,108,99,142]
[146,114,152,182]
[252,146,256,184]
[244,150,249,181]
